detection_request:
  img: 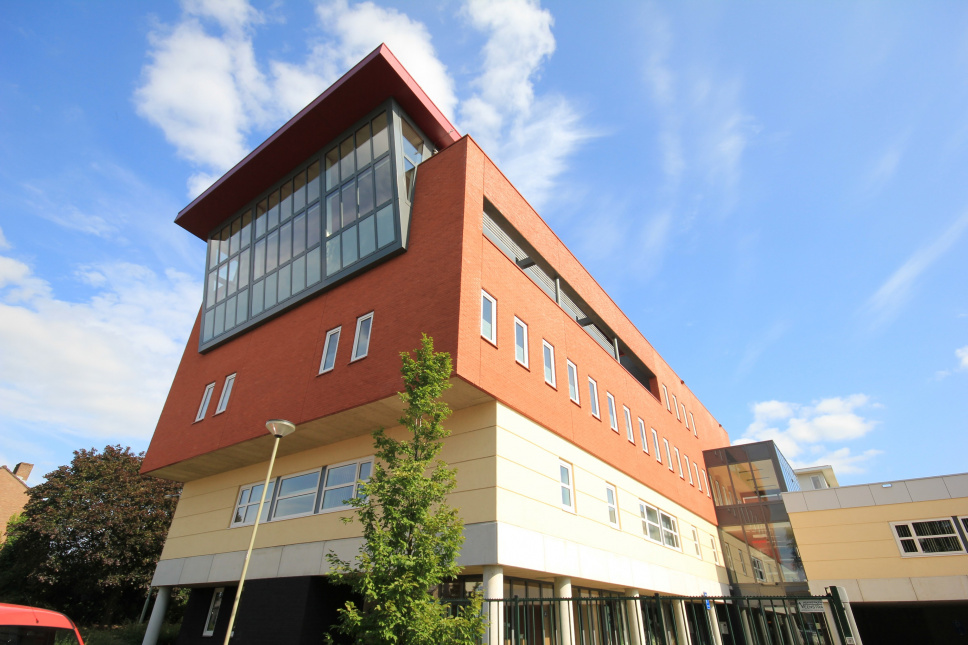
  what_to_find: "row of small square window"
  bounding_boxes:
[483,290,700,438]
[558,459,719,563]
[483,290,710,496]
[892,516,968,557]
[193,312,374,422]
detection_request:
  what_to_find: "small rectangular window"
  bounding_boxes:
[623,406,634,443]
[652,429,661,462]
[673,395,681,420]
[481,291,496,344]
[695,464,702,491]
[319,326,341,373]
[606,393,618,431]
[689,412,696,436]
[691,527,702,557]
[684,455,694,485]
[640,502,662,543]
[662,384,670,411]
[319,458,373,512]
[675,447,684,479]
[639,419,649,453]
[752,557,765,582]
[709,535,719,564]
[703,470,711,497]
[567,360,580,403]
[272,469,321,520]
[664,439,673,471]
[588,378,600,418]
[543,340,556,387]
[681,404,687,424]
[660,510,681,549]
[203,587,224,636]
[891,519,966,556]
[514,317,528,367]
[605,484,619,528]
[560,460,575,512]
[214,374,236,415]
[195,383,216,422]
[231,480,276,527]
[351,312,373,360]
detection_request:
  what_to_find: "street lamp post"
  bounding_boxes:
[222,419,296,645]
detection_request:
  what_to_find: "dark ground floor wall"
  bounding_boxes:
[177,576,358,645]
[852,600,968,645]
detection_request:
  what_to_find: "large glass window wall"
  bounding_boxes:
[201,101,433,349]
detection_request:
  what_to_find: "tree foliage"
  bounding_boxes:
[327,335,485,644]
[0,445,181,624]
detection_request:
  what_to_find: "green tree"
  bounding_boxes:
[0,445,181,625]
[327,335,486,644]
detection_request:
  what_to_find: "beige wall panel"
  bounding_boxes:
[165,509,237,539]
[799,540,899,562]
[910,575,968,601]
[449,488,497,524]
[451,455,497,493]
[792,522,893,545]
[789,499,968,529]
[805,553,968,581]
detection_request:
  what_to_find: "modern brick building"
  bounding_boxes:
[139,46,841,645]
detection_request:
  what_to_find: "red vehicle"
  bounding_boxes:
[0,602,85,644]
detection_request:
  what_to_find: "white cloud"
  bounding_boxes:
[957,345,968,370]
[459,0,590,209]
[866,210,968,326]
[740,394,879,473]
[0,248,199,444]
[0,227,9,251]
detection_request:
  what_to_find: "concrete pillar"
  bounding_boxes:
[483,565,504,645]
[706,599,724,645]
[554,576,575,645]
[141,586,171,645]
[822,603,844,645]
[673,599,692,645]
[836,587,863,645]
[624,588,644,645]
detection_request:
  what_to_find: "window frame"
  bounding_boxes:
[664,439,673,471]
[695,464,703,492]
[623,406,634,443]
[752,556,766,582]
[689,412,697,436]
[638,418,649,453]
[640,502,662,543]
[271,467,322,521]
[588,377,600,419]
[203,587,225,637]
[230,479,276,528]
[673,394,681,420]
[318,457,374,514]
[542,340,557,388]
[605,483,620,529]
[690,527,702,558]
[709,535,720,564]
[662,384,671,411]
[639,502,681,551]
[319,325,341,373]
[652,429,661,462]
[351,311,374,361]
[890,518,967,557]
[214,374,236,415]
[684,454,694,485]
[675,447,684,479]
[481,290,497,345]
[559,460,576,513]
[681,404,687,424]
[606,392,618,432]
[513,316,529,367]
[195,382,216,422]
[567,360,580,404]
[703,469,711,497]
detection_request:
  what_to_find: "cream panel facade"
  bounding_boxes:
[159,404,499,562]
[492,403,727,594]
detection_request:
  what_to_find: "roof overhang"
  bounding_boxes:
[175,44,460,240]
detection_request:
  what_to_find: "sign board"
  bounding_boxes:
[845,638,855,645]
[797,599,825,613]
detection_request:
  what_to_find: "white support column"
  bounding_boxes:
[624,588,644,645]
[483,565,504,645]
[673,599,692,645]
[554,577,575,645]
[141,586,171,645]
[706,599,724,645]
[836,586,863,645]
[822,603,844,645]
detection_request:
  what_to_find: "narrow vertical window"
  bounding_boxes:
[684,455,694,485]
[606,393,617,431]
[673,395,681,420]
[567,360,580,403]
[559,460,575,512]
[662,384,670,411]
[513,317,528,367]
[319,326,341,373]
[652,429,661,462]
[623,406,634,443]
[203,587,225,636]
[709,535,720,564]
[351,312,373,360]
[681,404,687,424]
[639,419,649,453]
[703,470,711,498]
[675,447,684,478]
[689,412,697,436]
[195,382,216,422]
[605,484,619,528]
[542,340,556,387]
[588,378,600,418]
[664,439,673,471]
[691,527,702,557]
[214,374,236,414]
[481,290,496,344]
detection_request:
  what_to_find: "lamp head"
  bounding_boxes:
[266,419,296,438]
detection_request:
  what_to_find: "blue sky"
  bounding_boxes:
[1,1,965,486]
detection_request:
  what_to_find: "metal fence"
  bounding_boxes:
[445,594,847,645]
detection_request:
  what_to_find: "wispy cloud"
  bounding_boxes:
[957,345,968,369]
[865,210,968,327]
[735,320,789,378]
[862,136,907,196]
[0,231,199,444]
[739,394,881,474]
